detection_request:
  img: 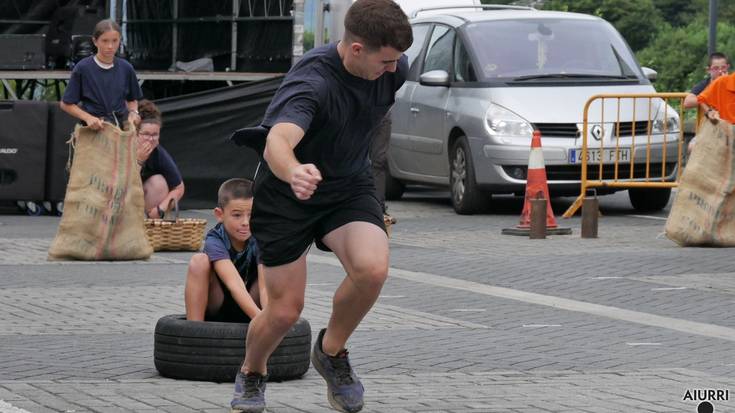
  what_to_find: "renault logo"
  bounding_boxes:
[590,124,604,141]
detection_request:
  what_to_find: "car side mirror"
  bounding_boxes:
[419,70,450,87]
[641,67,657,82]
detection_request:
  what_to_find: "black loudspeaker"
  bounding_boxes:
[0,34,46,70]
[71,35,96,64]
[0,101,48,201]
[46,5,104,69]
[46,103,78,202]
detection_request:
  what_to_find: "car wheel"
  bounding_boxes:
[628,188,671,212]
[154,315,311,382]
[385,173,405,200]
[450,137,489,215]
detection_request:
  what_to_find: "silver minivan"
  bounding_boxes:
[387,6,680,214]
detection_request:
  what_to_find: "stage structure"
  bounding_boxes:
[0,0,304,100]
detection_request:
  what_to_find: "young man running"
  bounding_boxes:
[230,1,412,412]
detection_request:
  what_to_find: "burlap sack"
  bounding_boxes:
[665,119,735,246]
[48,123,153,260]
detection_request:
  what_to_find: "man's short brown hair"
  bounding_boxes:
[217,178,254,208]
[344,0,412,52]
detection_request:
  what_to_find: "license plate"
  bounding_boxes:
[568,148,631,164]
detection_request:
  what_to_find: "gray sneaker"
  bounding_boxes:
[230,371,267,413]
[311,328,364,413]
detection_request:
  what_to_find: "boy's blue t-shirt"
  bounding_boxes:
[141,146,183,189]
[62,56,143,122]
[202,223,260,287]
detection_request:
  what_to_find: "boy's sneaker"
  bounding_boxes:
[311,328,364,413]
[230,371,267,413]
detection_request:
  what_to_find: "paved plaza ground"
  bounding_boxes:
[0,190,733,412]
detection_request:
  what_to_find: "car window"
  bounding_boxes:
[405,24,430,71]
[453,36,476,82]
[463,19,644,81]
[423,25,455,74]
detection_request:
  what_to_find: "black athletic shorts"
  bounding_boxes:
[250,172,386,267]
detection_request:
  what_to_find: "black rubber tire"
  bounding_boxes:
[450,137,490,215]
[154,315,311,383]
[628,187,672,212]
[385,173,405,200]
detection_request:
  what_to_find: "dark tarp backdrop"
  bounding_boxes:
[155,76,282,209]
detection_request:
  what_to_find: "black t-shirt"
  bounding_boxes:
[259,42,408,199]
[141,146,183,189]
[691,76,712,95]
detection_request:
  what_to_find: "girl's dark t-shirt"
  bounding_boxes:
[141,146,183,189]
[62,56,143,122]
[259,42,408,200]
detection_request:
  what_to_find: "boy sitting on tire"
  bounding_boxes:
[184,178,267,322]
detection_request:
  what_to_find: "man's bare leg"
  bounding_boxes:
[241,253,308,374]
[320,221,389,355]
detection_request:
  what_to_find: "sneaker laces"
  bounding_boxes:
[329,350,355,386]
[243,373,265,398]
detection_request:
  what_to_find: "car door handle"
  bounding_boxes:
[410,107,420,113]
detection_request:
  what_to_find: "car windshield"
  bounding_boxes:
[463,18,643,82]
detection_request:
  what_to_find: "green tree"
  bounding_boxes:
[636,20,735,93]
[653,0,700,27]
[542,0,662,51]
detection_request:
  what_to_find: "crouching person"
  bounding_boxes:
[185,178,267,322]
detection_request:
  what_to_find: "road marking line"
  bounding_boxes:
[651,287,687,291]
[627,214,668,221]
[593,276,623,280]
[308,254,735,342]
[448,309,487,312]
[523,324,562,328]
[0,400,32,413]
[626,342,662,346]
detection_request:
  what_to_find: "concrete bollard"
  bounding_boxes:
[581,197,599,238]
[529,198,547,239]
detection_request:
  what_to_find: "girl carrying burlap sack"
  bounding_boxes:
[49,19,151,260]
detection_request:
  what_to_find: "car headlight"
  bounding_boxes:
[652,116,680,134]
[484,103,534,138]
[652,105,680,134]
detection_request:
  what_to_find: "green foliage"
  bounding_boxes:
[653,0,701,27]
[636,21,735,93]
[542,0,662,51]
[303,31,315,51]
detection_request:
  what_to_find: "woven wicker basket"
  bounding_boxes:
[145,218,207,251]
[144,200,207,251]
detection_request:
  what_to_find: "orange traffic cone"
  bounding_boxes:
[502,130,571,236]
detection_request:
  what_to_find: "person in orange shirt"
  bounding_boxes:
[686,72,735,153]
[697,72,735,123]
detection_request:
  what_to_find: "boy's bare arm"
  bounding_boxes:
[683,93,699,109]
[212,259,262,319]
[263,122,322,200]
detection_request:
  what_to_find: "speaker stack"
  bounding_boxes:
[0,100,48,204]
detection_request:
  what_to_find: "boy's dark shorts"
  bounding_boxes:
[205,276,255,323]
[251,182,386,267]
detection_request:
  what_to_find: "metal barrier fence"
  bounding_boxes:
[562,93,689,218]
